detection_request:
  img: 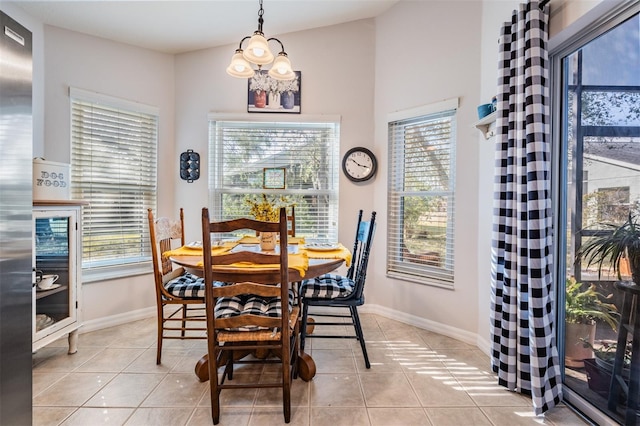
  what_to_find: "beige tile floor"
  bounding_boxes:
[33,311,590,426]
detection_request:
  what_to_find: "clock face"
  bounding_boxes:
[342,147,377,182]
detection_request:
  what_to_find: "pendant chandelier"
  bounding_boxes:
[226,0,295,81]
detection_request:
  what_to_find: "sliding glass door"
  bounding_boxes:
[555,5,639,422]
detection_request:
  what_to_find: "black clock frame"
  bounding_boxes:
[342,147,377,183]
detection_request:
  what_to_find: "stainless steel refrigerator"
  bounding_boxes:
[0,10,33,425]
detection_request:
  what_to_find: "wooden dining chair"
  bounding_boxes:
[148,208,206,364]
[299,210,376,368]
[201,207,299,425]
[287,205,296,237]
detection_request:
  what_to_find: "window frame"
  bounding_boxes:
[207,113,341,242]
[69,87,158,282]
[386,98,458,289]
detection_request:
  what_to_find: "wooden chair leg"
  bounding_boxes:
[208,348,221,424]
[156,303,164,365]
[282,346,291,423]
[211,402,220,425]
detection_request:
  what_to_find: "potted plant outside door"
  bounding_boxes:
[564,277,618,368]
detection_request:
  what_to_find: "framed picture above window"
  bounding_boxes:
[263,167,286,189]
[247,71,301,113]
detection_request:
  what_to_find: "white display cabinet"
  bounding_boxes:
[33,201,86,353]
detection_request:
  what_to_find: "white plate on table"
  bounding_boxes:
[305,243,340,251]
[185,241,202,249]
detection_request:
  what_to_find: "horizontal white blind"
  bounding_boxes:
[209,119,340,242]
[387,109,456,287]
[70,90,158,271]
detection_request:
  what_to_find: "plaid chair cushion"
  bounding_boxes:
[215,288,295,332]
[300,274,355,299]
[164,272,206,298]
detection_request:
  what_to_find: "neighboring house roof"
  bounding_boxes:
[584,138,640,168]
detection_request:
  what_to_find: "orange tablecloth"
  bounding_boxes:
[164,241,310,276]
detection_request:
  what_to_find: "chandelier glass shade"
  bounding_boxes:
[226,0,295,81]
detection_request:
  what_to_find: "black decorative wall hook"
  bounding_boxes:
[180,150,200,183]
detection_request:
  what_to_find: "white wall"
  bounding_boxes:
[372,1,484,337]
[41,26,176,323]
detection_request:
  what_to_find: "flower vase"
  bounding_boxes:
[254,91,266,108]
[282,91,295,109]
[268,92,281,110]
[260,232,276,251]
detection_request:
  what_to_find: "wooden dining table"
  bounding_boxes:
[168,240,348,382]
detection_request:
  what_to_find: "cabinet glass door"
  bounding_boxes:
[33,210,77,340]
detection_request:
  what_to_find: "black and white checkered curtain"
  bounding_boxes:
[490,0,562,415]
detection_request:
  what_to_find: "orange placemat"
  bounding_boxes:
[163,241,237,257]
[301,243,352,267]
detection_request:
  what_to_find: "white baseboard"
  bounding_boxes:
[80,307,156,334]
[360,303,486,354]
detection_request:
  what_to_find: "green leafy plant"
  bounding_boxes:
[565,276,619,329]
[581,339,632,368]
[577,212,640,284]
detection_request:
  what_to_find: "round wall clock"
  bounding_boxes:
[342,147,377,182]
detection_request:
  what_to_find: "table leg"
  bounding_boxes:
[305,317,315,334]
[194,349,254,382]
[298,352,316,381]
[195,355,209,382]
[195,351,317,382]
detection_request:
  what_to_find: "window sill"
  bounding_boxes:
[386,271,454,290]
[82,262,152,284]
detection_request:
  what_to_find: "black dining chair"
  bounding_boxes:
[299,210,376,368]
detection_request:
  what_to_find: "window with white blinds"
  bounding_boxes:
[387,99,457,288]
[70,88,158,278]
[208,116,340,242]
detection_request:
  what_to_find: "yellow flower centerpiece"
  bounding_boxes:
[245,194,293,250]
[246,194,291,222]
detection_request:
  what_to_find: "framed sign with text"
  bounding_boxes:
[263,167,286,189]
